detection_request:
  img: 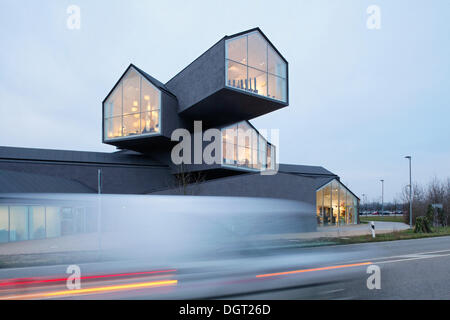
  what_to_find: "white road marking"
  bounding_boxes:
[376,252,450,265]
[343,249,450,265]
[321,288,345,295]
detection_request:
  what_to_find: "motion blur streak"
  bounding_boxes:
[0,269,177,287]
[256,262,373,278]
[0,280,178,300]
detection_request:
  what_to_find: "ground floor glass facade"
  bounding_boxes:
[0,205,97,243]
[316,179,358,226]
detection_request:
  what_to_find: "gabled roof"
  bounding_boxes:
[315,176,360,201]
[223,27,288,65]
[166,27,288,86]
[131,64,177,98]
[278,164,337,177]
[314,176,336,189]
[0,146,164,167]
[102,64,176,104]
[0,169,94,193]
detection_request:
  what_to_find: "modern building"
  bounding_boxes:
[0,28,359,244]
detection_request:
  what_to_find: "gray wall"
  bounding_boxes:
[0,147,175,194]
[161,92,186,139]
[0,160,175,194]
[151,171,318,232]
[152,172,316,203]
[165,39,225,113]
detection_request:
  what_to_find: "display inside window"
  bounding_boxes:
[226,31,287,102]
[221,121,275,171]
[316,179,358,226]
[104,67,161,141]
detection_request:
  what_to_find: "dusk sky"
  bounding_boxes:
[1,0,449,202]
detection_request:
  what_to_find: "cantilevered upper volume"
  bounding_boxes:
[102,64,181,150]
[165,27,289,127]
[102,28,287,153]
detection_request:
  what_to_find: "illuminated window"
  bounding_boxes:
[104,67,161,141]
[316,180,358,226]
[221,121,275,171]
[0,206,8,243]
[226,31,287,102]
[316,189,324,225]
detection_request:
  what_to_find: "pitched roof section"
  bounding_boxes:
[166,27,287,86]
[224,27,288,65]
[131,64,177,98]
[0,146,164,167]
[102,64,176,104]
[278,164,337,177]
[314,176,336,189]
[314,176,360,201]
[0,169,94,193]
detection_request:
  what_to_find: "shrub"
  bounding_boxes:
[414,216,432,233]
[437,208,447,227]
[425,204,434,224]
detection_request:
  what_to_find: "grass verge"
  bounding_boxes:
[330,226,450,245]
[359,216,405,223]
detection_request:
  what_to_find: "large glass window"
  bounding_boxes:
[9,206,28,241]
[226,31,287,102]
[104,85,122,118]
[29,206,45,240]
[221,121,275,171]
[46,207,61,238]
[104,67,161,141]
[268,74,287,102]
[331,181,339,226]
[258,135,267,170]
[316,180,358,226]
[0,206,8,243]
[322,184,332,226]
[0,204,99,243]
[268,46,287,78]
[339,187,347,226]
[248,32,267,71]
[122,69,140,116]
[316,189,324,225]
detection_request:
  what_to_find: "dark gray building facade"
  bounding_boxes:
[0,28,358,244]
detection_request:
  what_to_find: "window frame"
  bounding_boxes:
[103,66,162,142]
[220,121,274,172]
[316,179,359,225]
[225,31,287,103]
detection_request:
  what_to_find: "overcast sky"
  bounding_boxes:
[1,0,449,202]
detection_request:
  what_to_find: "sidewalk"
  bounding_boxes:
[254,221,411,241]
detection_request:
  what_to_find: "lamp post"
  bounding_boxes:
[362,193,366,216]
[97,169,103,254]
[405,156,412,228]
[380,180,384,216]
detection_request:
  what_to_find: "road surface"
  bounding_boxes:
[0,236,449,299]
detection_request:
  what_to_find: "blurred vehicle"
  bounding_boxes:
[0,193,377,300]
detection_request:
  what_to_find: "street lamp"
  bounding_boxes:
[405,156,412,228]
[380,180,384,216]
[362,193,366,216]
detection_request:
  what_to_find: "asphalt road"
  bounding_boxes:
[0,236,449,299]
[238,236,450,299]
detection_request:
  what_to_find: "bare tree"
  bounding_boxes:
[427,176,445,204]
[174,163,205,195]
[399,177,449,226]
